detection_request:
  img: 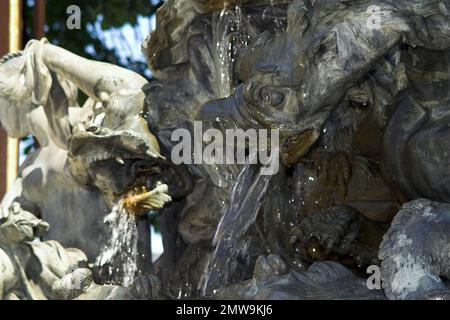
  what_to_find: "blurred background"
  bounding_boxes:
[0,0,165,260]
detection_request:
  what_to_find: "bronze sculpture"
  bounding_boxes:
[0,0,450,299]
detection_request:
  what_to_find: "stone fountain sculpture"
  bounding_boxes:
[1,0,450,300]
[0,201,87,299]
[0,39,179,288]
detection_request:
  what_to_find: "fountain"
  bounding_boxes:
[95,202,139,287]
[1,0,450,300]
[201,161,272,295]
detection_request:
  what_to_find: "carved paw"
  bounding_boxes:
[291,206,360,260]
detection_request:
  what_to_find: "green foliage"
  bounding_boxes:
[23,0,163,77]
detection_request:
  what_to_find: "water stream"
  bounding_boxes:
[213,5,250,98]
[200,162,272,295]
[94,201,139,287]
[201,3,282,294]
[96,0,285,294]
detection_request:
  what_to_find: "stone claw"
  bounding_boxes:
[291,205,361,260]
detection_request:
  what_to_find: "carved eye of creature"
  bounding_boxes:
[243,75,287,110]
[349,100,370,110]
[260,88,285,108]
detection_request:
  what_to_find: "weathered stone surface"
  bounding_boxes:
[1,0,450,299]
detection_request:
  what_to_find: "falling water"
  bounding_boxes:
[200,161,272,295]
[270,0,284,32]
[95,201,139,287]
[204,3,251,188]
[200,0,287,296]
[215,8,232,98]
[213,5,250,98]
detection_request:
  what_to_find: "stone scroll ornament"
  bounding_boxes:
[0,0,450,299]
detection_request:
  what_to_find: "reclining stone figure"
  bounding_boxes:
[0,202,86,299]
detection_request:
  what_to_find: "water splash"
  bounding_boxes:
[95,201,138,287]
[213,5,251,98]
[200,161,272,295]
[270,0,284,32]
